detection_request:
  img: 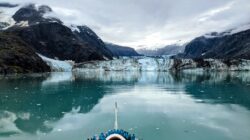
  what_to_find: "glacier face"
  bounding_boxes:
[73,57,250,72]
[74,57,174,72]
[38,54,74,72]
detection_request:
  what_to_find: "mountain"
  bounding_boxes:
[7,22,109,62]
[105,43,140,57]
[137,44,185,56]
[12,4,62,25]
[176,28,250,59]
[3,4,114,63]
[72,25,113,59]
[0,3,117,73]
[0,32,50,74]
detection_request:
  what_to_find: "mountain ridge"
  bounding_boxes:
[176,28,250,59]
[3,4,114,62]
[105,42,141,57]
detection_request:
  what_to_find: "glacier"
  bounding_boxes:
[38,54,74,72]
[74,57,174,72]
[73,57,250,72]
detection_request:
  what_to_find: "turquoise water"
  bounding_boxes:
[0,71,250,140]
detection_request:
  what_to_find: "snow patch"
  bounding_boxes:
[69,24,80,32]
[15,20,29,27]
[38,54,74,72]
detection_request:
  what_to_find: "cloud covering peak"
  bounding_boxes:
[3,0,250,49]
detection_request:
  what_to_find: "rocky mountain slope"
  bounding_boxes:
[176,29,250,59]
[137,44,185,56]
[105,43,140,57]
[0,32,50,74]
[73,26,113,59]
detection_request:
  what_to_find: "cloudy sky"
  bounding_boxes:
[3,0,250,49]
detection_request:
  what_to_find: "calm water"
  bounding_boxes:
[0,71,250,140]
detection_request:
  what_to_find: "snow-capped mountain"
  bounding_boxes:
[176,26,250,59]
[0,3,115,74]
[5,4,114,62]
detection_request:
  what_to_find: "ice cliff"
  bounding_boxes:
[73,57,250,72]
[38,54,74,72]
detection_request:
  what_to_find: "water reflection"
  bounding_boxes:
[0,71,250,140]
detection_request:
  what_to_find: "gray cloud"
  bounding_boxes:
[4,0,250,49]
